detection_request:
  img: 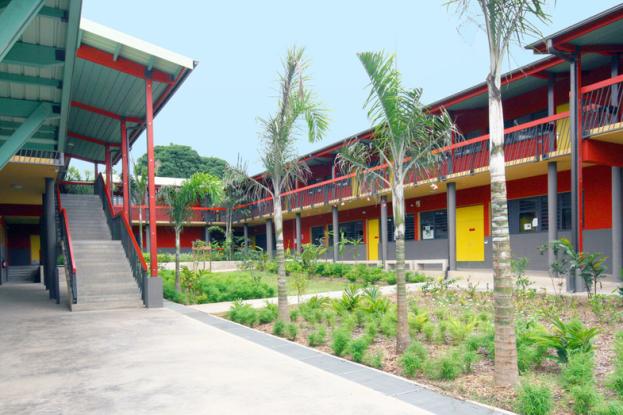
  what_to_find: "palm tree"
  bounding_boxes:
[446,0,550,387]
[221,162,250,260]
[337,51,453,353]
[159,172,223,292]
[232,47,328,322]
[131,162,148,251]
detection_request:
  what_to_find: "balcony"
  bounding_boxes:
[113,205,226,224]
[233,112,571,222]
[581,74,623,143]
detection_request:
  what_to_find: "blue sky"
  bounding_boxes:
[77,0,622,175]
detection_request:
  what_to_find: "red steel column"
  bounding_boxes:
[105,144,112,198]
[120,119,130,219]
[145,78,158,277]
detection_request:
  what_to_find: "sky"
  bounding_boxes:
[76,0,623,176]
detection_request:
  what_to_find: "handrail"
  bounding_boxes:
[581,73,623,94]
[55,185,77,304]
[55,186,76,274]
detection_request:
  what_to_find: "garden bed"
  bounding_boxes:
[226,279,623,415]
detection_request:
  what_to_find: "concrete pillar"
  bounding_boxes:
[204,227,211,244]
[243,224,249,248]
[548,162,558,274]
[266,219,273,258]
[332,206,339,262]
[295,213,302,254]
[569,56,579,292]
[380,196,388,267]
[613,167,622,278]
[41,192,48,289]
[44,178,58,303]
[447,182,457,271]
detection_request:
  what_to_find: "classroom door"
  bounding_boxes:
[366,219,379,260]
[456,205,485,262]
[30,235,40,264]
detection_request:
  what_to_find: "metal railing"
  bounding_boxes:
[113,205,225,224]
[232,113,572,221]
[581,73,623,137]
[95,175,148,300]
[11,149,64,166]
[55,185,77,304]
[58,180,95,195]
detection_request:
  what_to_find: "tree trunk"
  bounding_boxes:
[488,70,519,388]
[175,228,181,292]
[273,193,288,321]
[392,182,409,353]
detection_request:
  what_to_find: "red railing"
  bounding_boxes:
[581,74,623,136]
[113,205,225,223]
[55,185,77,304]
[232,112,571,221]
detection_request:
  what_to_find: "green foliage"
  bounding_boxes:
[349,337,370,363]
[422,322,435,342]
[292,272,309,301]
[515,383,553,415]
[608,332,623,398]
[180,266,202,304]
[561,352,595,391]
[446,316,477,345]
[528,317,598,363]
[424,352,462,381]
[285,323,298,341]
[307,326,327,347]
[593,402,623,415]
[272,320,285,337]
[570,383,600,415]
[137,144,228,178]
[297,244,327,274]
[363,350,384,369]
[379,310,397,338]
[408,311,429,335]
[399,341,428,377]
[334,285,361,313]
[331,328,352,357]
[289,309,299,323]
[360,286,390,314]
[228,300,258,327]
[258,303,278,324]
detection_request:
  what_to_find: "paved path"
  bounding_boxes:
[0,282,500,415]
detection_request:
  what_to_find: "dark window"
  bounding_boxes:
[508,192,572,234]
[504,109,550,144]
[558,193,572,231]
[328,221,364,245]
[420,210,447,240]
[387,214,415,241]
[311,226,325,245]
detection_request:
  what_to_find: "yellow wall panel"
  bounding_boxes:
[456,205,485,262]
[366,218,379,261]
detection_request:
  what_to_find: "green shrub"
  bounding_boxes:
[561,352,594,391]
[399,341,428,377]
[289,309,299,322]
[593,401,623,415]
[515,383,553,415]
[446,317,476,345]
[408,311,429,335]
[272,319,285,337]
[363,350,384,369]
[459,347,479,373]
[285,323,298,341]
[307,327,327,347]
[529,317,598,363]
[258,303,278,324]
[361,286,390,314]
[608,368,623,398]
[517,342,548,374]
[379,311,397,338]
[331,328,351,356]
[424,353,462,381]
[349,337,370,363]
[228,300,258,326]
[570,384,600,415]
[422,322,435,342]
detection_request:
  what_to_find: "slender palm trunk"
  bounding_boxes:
[392,182,409,353]
[488,68,519,387]
[175,227,181,292]
[273,192,288,321]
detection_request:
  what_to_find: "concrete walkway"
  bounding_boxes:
[0,282,474,415]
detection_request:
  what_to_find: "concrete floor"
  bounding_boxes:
[0,283,432,415]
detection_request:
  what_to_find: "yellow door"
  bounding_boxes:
[556,103,570,153]
[30,235,40,264]
[456,205,484,262]
[366,219,379,260]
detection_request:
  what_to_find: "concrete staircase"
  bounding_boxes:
[61,194,143,311]
[7,265,39,283]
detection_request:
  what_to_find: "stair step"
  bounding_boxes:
[72,299,144,312]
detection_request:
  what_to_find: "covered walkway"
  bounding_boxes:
[0,282,459,415]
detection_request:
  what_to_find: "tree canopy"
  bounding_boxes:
[136,144,228,179]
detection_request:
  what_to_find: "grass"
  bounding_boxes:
[261,273,350,296]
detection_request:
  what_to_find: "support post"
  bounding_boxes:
[120,119,130,220]
[105,144,112,199]
[44,177,58,303]
[94,162,98,179]
[380,196,388,267]
[569,54,580,292]
[243,224,249,248]
[266,219,273,258]
[332,205,339,262]
[447,182,457,272]
[612,55,622,279]
[295,212,302,254]
[204,226,210,244]
[547,73,558,276]
[143,77,162,307]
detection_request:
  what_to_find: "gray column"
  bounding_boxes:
[548,162,558,274]
[295,213,302,254]
[380,196,388,267]
[204,227,211,243]
[332,206,339,262]
[613,168,622,278]
[44,178,58,303]
[243,224,249,248]
[266,219,273,258]
[568,56,579,292]
[447,182,457,271]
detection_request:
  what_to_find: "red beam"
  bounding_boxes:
[71,101,143,124]
[583,140,623,168]
[68,131,120,147]
[76,44,174,84]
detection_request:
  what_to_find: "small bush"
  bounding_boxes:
[424,353,462,381]
[459,348,479,373]
[363,350,384,369]
[593,401,623,415]
[399,341,428,377]
[608,368,623,398]
[570,384,600,415]
[528,317,598,363]
[307,327,327,347]
[285,323,298,341]
[331,328,351,357]
[228,300,258,327]
[515,383,553,415]
[258,303,278,324]
[349,337,370,363]
[379,312,397,338]
[272,319,285,337]
[517,343,548,374]
[422,322,435,342]
[561,352,594,391]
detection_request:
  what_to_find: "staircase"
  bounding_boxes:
[7,265,39,283]
[61,194,143,311]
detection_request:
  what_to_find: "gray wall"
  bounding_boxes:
[386,239,449,261]
[584,229,613,275]
[321,245,366,261]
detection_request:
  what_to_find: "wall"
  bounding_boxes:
[0,218,6,283]
[6,224,39,266]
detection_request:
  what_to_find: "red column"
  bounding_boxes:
[576,54,584,252]
[121,119,130,219]
[145,78,158,277]
[105,144,112,198]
